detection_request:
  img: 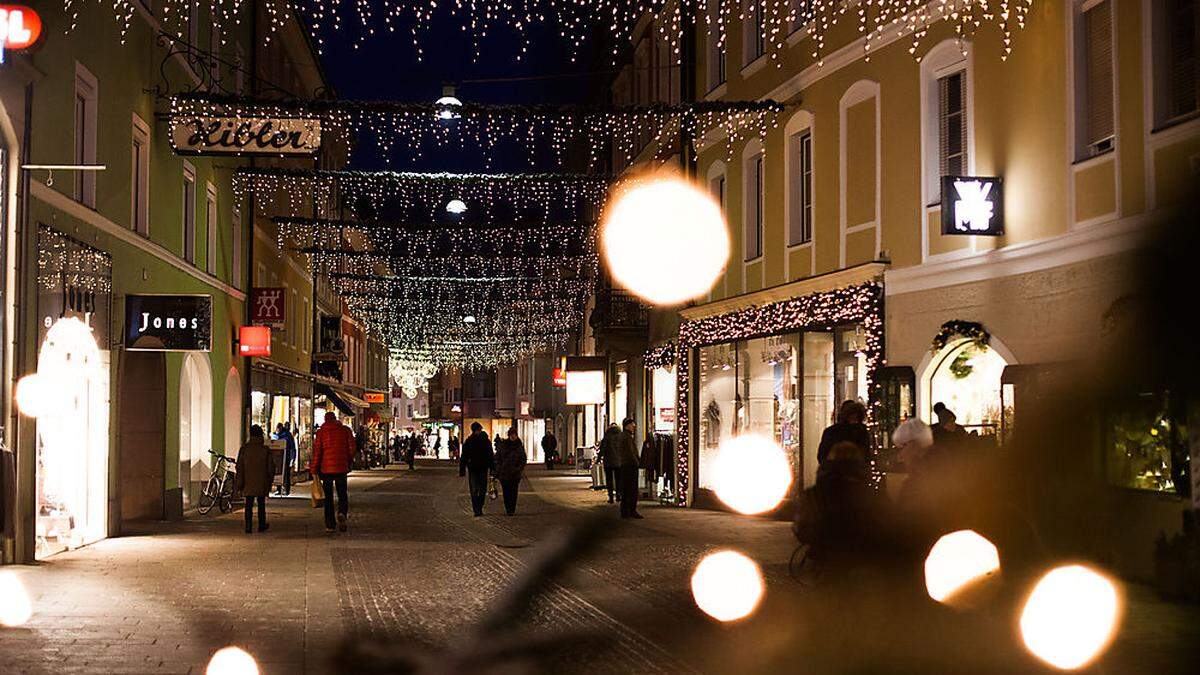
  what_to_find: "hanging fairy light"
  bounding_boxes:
[391,358,438,399]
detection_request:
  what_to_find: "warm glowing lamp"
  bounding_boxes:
[690,550,765,622]
[206,646,260,675]
[446,199,468,214]
[601,176,730,306]
[1019,565,1121,670]
[0,570,33,627]
[711,435,793,515]
[924,529,1001,603]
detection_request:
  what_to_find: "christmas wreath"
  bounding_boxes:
[930,320,990,353]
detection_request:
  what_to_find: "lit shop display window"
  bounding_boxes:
[695,326,867,492]
[1105,391,1191,496]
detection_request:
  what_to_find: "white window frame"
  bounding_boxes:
[74,62,98,208]
[742,0,766,67]
[743,147,764,263]
[1072,0,1117,161]
[131,113,150,236]
[784,109,816,256]
[838,80,882,269]
[291,288,299,348]
[302,297,310,353]
[706,160,728,302]
[1148,0,1200,130]
[231,206,242,288]
[182,161,196,263]
[706,2,728,92]
[205,182,217,275]
[919,41,975,262]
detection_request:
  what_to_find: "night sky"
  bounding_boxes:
[314,13,616,172]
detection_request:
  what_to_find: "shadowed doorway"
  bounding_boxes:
[119,351,166,526]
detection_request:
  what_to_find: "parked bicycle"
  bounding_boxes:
[197,450,237,515]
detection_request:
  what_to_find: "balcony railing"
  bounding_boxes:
[590,288,649,331]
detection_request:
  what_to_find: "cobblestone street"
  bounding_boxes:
[2,462,1198,674]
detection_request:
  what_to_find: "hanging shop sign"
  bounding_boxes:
[551,367,567,387]
[314,315,347,362]
[250,287,286,328]
[124,294,213,352]
[0,5,42,65]
[565,356,607,406]
[364,392,386,405]
[170,116,322,156]
[941,176,1004,236]
[238,326,271,357]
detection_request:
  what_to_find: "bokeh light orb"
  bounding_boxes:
[206,647,260,675]
[924,529,1001,603]
[691,550,765,622]
[711,435,793,515]
[601,176,729,306]
[445,199,468,214]
[14,373,53,419]
[1019,565,1121,670]
[0,570,33,627]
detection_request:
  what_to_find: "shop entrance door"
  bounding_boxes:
[119,352,166,524]
[179,353,213,508]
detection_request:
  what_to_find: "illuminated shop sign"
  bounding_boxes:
[170,116,322,156]
[250,287,286,328]
[940,176,1004,236]
[0,5,42,64]
[365,392,386,404]
[124,294,213,352]
[551,367,567,387]
[238,326,271,357]
[564,356,607,406]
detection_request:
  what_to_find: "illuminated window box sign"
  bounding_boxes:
[239,326,271,357]
[124,294,212,352]
[170,116,322,156]
[0,5,43,64]
[940,176,1004,236]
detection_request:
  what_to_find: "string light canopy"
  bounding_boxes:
[171,94,784,168]
[77,1,1034,63]
[235,167,613,222]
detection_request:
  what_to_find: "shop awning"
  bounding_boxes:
[315,383,368,417]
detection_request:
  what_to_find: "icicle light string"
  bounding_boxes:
[235,168,612,223]
[170,94,783,168]
[76,1,1033,64]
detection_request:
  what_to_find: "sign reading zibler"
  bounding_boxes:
[170,116,322,156]
[124,295,213,352]
[940,176,1004,236]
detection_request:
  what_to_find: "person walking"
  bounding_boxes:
[311,411,357,533]
[460,422,495,516]
[449,433,461,461]
[494,427,528,516]
[616,418,643,519]
[598,424,621,504]
[407,432,420,470]
[817,400,872,466]
[391,434,403,464]
[236,425,275,534]
[541,430,559,470]
[274,423,297,495]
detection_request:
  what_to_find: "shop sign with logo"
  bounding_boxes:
[551,367,567,387]
[37,226,112,348]
[0,5,42,65]
[940,176,1004,236]
[315,315,347,362]
[170,116,322,156]
[239,326,271,357]
[124,295,213,352]
[365,392,386,405]
[250,287,286,328]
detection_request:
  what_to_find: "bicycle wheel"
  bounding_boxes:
[218,477,236,513]
[197,476,218,515]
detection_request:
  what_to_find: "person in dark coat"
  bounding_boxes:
[236,425,275,534]
[541,430,559,470]
[808,441,885,561]
[597,424,622,503]
[817,400,872,465]
[459,422,496,516]
[616,418,643,519]
[391,434,403,464]
[931,402,969,447]
[274,423,297,495]
[407,432,420,470]
[494,427,528,516]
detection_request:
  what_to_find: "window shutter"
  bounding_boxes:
[938,72,967,177]
[1084,1,1115,148]
[1168,0,1198,120]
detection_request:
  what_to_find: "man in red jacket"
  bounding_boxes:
[311,411,357,533]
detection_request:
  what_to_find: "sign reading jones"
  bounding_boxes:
[125,295,213,352]
[940,176,1004,236]
[171,116,321,156]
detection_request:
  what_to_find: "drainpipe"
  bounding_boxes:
[10,81,35,562]
[243,3,258,441]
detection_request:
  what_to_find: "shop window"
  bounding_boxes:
[130,114,150,236]
[924,339,1009,437]
[1074,0,1115,158]
[1152,0,1200,128]
[1105,391,1191,497]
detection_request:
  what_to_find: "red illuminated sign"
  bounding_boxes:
[364,392,386,404]
[0,6,42,64]
[238,326,271,357]
[552,367,567,387]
